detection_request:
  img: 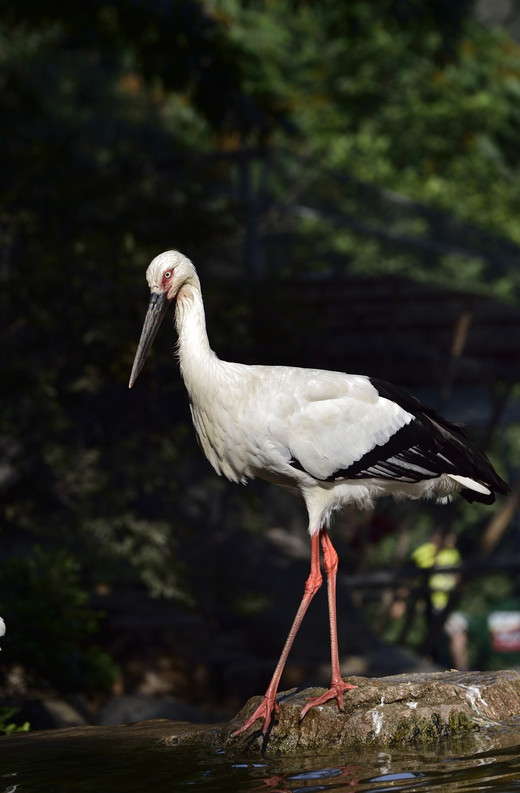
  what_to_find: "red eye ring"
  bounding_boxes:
[164,270,172,279]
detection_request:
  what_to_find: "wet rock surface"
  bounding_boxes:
[4,671,520,758]
[174,669,520,755]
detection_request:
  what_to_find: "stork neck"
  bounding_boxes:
[174,280,216,385]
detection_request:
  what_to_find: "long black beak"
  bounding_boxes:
[129,291,171,388]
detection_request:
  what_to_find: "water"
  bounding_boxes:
[3,723,520,792]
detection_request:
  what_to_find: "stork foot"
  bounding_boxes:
[299,679,357,721]
[231,695,279,737]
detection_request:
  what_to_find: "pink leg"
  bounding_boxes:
[299,528,356,721]
[232,532,323,736]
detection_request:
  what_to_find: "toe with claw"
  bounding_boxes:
[299,680,357,721]
[231,695,279,737]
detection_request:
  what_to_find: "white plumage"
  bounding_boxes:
[129,250,508,736]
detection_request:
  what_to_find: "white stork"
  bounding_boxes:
[129,250,508,736]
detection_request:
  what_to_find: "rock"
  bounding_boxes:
[165,669,520,755]
[42,698,89,729]
[97,695,212,725]
[362,645,441,676]
[9,697,88,731]
[6,671,520,758]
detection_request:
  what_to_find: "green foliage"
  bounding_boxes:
[0,10,242,606]
[0,0,286,139]
[0,548,117,695]
[0,706,30,735]
[460,573,513,619]
[221,0,520,296]
[1,0,519,697]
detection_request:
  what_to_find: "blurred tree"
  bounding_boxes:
[0,548,117,695]
[223,0,520,294]
[1,0,519,701]
[0,0,301,702]
[0,0,288,138]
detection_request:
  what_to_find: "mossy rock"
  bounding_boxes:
[173,669,520,756]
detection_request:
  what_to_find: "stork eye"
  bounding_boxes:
[164,270,173,279]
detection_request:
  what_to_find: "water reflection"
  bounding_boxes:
[2,725,520,792]
[205,738,520,793]
[0,774,18,793]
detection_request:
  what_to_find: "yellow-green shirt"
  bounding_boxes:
[412,542,461,610]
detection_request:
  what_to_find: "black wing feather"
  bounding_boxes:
[290,377,508,505]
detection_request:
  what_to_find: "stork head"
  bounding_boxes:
[129,250,196,388]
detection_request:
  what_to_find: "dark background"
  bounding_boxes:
[1,0,520,728]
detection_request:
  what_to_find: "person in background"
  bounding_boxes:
[412,529,466,668]
[412,529,462,612]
